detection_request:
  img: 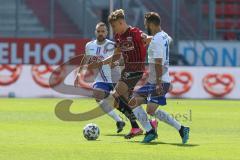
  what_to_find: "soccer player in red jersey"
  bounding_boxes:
[87,9,156,139]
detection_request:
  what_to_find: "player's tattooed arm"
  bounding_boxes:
[74,55,90,87]
[103,47,122,66]
[86,47,121,70]
[155,58,163,95]
[77,55,90,74]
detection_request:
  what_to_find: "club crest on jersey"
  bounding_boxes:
[127,37,132,41]
[120,40,134,52]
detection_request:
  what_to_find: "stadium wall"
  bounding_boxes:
[0,38,239,99]
[0,65,239,99]
[179,41,240,66]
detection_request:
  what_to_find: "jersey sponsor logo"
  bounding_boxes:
[88,56,104,63]
[120,39,135,52]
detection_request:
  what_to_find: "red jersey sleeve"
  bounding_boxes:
[132,28,144,44]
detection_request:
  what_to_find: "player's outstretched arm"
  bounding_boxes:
[86,47,121,70]
[145,36,153,45]
[74,55,89,87]
[103,47,122,65]
[141,33,153,46]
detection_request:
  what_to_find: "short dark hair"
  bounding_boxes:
[144,12,161,26]
[108,9,125,23]
[96,22,107,28]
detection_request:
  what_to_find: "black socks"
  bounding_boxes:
[116,96,140,129]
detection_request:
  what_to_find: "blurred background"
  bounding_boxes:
[0,0,239,99]
[1,0,240,40]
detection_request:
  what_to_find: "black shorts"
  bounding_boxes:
[120,69,143,90]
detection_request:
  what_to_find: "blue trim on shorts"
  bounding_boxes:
[93,82,115,94]
[136,82,170,106]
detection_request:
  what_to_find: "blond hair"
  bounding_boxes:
[108,9,125,23]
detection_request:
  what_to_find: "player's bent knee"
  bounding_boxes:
[146,108,156,116]
[93,89,106,102]
[147,110,154,116]
[146,103,158,116]
[115,81,128,96]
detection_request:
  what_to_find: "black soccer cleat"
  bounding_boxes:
[179,126,190,144]
[116,121,125,133]
[141,129,158,143]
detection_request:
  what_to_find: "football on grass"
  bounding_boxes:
[83,123,100,140]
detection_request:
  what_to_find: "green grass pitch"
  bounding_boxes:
[0,98,239,160]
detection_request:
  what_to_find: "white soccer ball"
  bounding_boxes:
[83,123,100,140]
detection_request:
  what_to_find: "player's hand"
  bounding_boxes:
[141,33,148,45]
[141,33,152,46]
[141,33,147,40]
[74,75,80,88]
[110,61,119,69]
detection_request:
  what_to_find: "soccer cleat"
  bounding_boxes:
[116,121,125,133]
[124,128,143,139]
[179,126,190,144]
[141,129,158,143]
[150,119,158,131]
